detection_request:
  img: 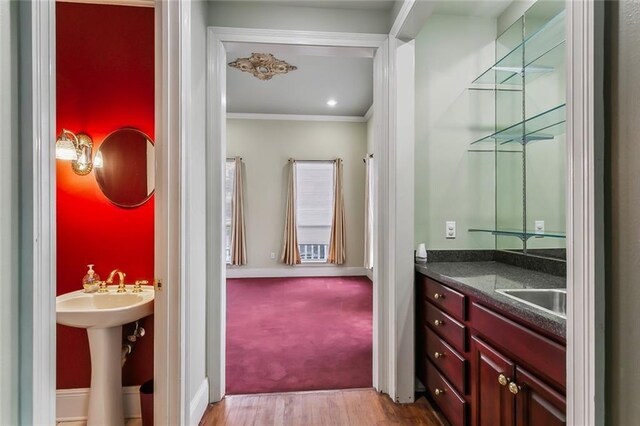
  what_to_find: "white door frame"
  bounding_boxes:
[21,0,185,424]
[206,27,416,403]
[393,0,605,423]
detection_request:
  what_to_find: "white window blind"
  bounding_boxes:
[225,160,236,263]
[295,161,335,262]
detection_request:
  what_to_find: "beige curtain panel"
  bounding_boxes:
[281,159,301,265]
[364,156,374,270]
[230,156,247,265]
[328,158,346,265]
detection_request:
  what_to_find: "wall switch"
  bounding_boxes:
[534,220,545,235]
[270,252,276,259]
[446,221,456,239]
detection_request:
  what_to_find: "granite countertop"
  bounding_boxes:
[415,261,566,340]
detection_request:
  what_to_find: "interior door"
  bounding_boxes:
[471,336,516,426]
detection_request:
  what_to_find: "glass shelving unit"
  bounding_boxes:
[468,228,566,241]
[468,4,567,254]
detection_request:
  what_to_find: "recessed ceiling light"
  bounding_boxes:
[326,99,337,107]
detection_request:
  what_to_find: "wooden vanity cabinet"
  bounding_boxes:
[416,273,566,426]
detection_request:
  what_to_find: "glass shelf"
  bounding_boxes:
[468,228,566,241]
[470,103,566,146]
[469,10,565,90]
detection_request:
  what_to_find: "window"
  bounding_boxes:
[225,160,236,264]
[295,161,335,263]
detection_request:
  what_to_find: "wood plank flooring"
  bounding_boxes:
[199,388,447,426]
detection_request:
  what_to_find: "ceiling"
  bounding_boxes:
[225,42,374,117]
[212,0,396,11]
[432,0,513,18]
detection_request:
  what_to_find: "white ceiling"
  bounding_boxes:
[432,0,513,18]
[225,42,374,117]
[213,0,396,11]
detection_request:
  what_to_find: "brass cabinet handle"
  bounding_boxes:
[434,351,445,359]
[434,293,445,300]
[498,374,509,386]
[434,319,444,327]
[434,388,445,396]
[508,382,520,395]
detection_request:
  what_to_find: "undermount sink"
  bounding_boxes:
[57,285,154,329]
[496,288,566,319]
[56,285,154,426]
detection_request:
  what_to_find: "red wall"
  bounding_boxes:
[56,2,155,389]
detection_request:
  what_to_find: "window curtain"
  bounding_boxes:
[230,156,246,265]
[281,159,301,265]
[364,155,374,269]
[328,158,346,264]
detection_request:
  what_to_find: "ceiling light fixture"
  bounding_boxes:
[228,53,297,81]
[326,99,338,107]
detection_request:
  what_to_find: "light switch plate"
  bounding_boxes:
[446,221,456,239]
[534,220,545,235]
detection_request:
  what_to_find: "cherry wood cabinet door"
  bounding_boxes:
[471,337,515,426]
[515,367,566,426]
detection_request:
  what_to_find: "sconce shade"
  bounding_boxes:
[55,132,78,161]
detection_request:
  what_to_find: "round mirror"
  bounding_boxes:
[94,128,155,208]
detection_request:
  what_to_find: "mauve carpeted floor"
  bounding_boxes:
[226,276,373,395]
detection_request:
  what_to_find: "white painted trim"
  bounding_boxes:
[155,1,185,425]
[226,266,367,279]
[56,386,142,422]
[227,113,366,123]
[57,0,154,7]
[566,0,605,424]
[19,1,57,424]
[207,27,392,404]
[189,379,209,426]
[364,104,374,121]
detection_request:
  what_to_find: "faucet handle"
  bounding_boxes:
[132,280,148,293]
[97,280,109,293]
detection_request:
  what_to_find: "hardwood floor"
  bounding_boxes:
[199,388,447,426]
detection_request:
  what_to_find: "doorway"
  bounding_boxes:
[206,28,398,401]
[223,41,376,394]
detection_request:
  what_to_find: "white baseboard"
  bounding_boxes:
[366,268,373,281]
[189,378,210,426]
[226,266,367,278]
[56,386,141,422]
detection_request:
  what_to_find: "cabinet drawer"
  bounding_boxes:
[426,359,467,426]
[470,302,566,389]
[426,301,466,352]
[426,325,467,395]
[425,277,466,321]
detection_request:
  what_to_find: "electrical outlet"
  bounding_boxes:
[446,221,456,239]
[534,220,545,235]
[270,252,276,259]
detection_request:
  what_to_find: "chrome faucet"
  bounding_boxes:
[104,269,127,293]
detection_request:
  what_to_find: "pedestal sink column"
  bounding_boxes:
[87,326,125,426]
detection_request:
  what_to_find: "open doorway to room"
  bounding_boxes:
[222,42,376,395]
[54,2,156,424]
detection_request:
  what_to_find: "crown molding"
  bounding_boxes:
[226,113,367,123]
[56,0,154,8]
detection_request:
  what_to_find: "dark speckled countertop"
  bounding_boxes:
[415,261,566,340]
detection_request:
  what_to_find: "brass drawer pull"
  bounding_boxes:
[434,293,445,300]
[498,374,509,386]
[434,319,444,327]
[434,388,445,396]
[508,382,520,395]
[434,351,445,359]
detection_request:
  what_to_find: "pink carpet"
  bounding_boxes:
[226,276,373,395]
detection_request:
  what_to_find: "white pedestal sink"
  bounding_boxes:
[56,286,154,426]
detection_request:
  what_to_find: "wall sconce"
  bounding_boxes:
[55,129,94,176]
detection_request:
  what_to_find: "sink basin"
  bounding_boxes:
[56,285,154,426]
[57,285,154,329]
[496,288,566,318]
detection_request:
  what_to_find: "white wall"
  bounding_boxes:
[0,0,19,423]
[226,118,367,274]
[207,1,390,34]
[186,1,209,423]
[414,14,496,249]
